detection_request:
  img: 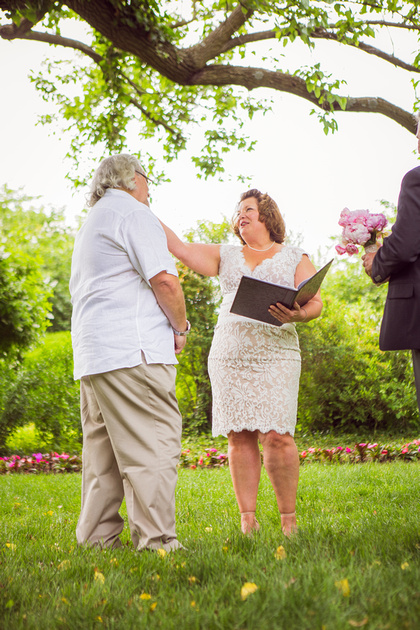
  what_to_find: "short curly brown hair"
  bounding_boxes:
[232,189,286,245]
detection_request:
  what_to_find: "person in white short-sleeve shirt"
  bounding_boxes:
[70,153,190,552]
[70,187,180,378]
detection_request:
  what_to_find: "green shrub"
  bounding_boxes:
[298,294,419,433]
[4,423,50,454]
[176,264,219,434]
[0,332,81,452]
[0,246,52,360]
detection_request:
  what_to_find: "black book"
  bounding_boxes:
[230,259,333,326]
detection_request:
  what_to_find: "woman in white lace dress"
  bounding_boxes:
[160,190,323,536]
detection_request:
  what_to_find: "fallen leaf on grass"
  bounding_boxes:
[335,578,350,597]
[94,570,105,584]
[140,593,152,600]
[274,545,287,560]
[401,562,410,570]
[348,618,368,627]
[241,582,258,601]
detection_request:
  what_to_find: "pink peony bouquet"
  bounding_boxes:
[335,208,388,256]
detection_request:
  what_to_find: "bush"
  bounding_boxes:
[176,264,219,434]
[298,294,419,433]
[0,247,52,359]
[5,423,50,454]
[0,332,81,452]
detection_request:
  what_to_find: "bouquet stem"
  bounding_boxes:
[363,232,380,254]
[364,242,379,254]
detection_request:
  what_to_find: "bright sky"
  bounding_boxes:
[1,19,419,263]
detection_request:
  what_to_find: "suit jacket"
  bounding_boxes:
[371,165,420,350]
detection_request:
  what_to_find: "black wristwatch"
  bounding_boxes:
[173,319,191,336]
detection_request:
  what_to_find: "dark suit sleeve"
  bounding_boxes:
[371,167,420,284]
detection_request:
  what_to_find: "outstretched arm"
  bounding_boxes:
[159,220,221,277]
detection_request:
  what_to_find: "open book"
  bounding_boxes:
[230,259,333,326]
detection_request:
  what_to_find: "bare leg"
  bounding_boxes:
[228,430,261,533]
[259,431,299,536]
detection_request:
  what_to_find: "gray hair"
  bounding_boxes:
[88,154,144,207]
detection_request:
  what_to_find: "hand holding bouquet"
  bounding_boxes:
[336,208,388,256]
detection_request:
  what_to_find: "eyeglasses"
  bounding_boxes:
[135,170,155,185]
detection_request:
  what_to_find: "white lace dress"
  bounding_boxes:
[208,244,305,437]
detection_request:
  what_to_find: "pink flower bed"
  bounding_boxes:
[298,440,420,464]
[1,441,419,473]
[0,452,82,474]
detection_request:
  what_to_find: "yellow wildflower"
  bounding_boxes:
[241,582,258,601]
[274,545,287,560]
[335,578,350,597]
[94,570,105,584]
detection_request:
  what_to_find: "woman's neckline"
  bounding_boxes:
[239,244,285,273]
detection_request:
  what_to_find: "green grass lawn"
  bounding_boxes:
[1,463,420,629]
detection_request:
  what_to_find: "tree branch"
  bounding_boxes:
[0,0,418,139]
[344,96,417,133]
[0,16,38,39]
[364,20,420,31]
[310,28,420,74]
[191,64,417,134]
[128,96,181,138]
[355,40,419,73]
[187,1,254,67]
[64,0,193,81]
[168,0,198,30]
[220,28,277,53]
[21,29,102,63]
[221,26,420,74]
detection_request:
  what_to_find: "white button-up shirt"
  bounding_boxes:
[70,188,178,379]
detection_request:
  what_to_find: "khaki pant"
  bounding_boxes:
[76,361,183,551]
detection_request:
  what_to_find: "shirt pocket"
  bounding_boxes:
[387,284,414,299]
